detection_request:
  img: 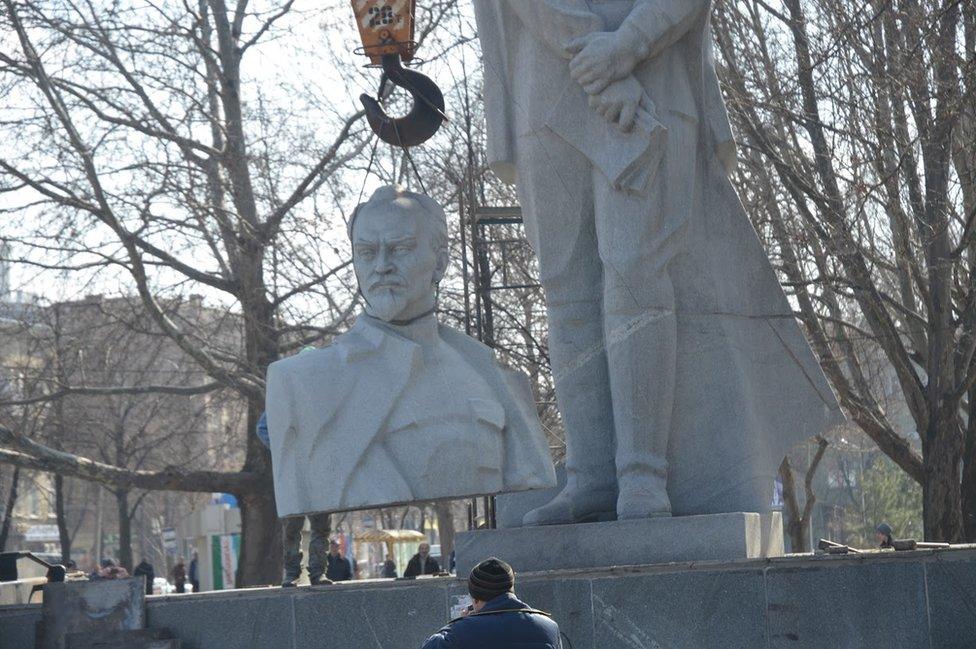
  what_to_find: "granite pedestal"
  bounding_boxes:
[455,512,781,575]
[4,547,974,649]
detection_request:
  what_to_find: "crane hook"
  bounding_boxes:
[360,54,447,148]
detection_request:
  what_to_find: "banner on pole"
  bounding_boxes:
[211,533,240,590]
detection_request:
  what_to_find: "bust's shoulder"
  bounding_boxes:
[437,323,494,359]
[267,344,341,380]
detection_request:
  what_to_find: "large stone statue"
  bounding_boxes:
[266,186,556,516]
[473,0,843,524]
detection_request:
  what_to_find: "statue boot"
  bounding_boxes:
[616,457,671,519]
[606,294,675,519]
[522,474,616,526]
[523,296,617,526]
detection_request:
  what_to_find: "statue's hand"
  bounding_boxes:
[569,31,640,94]
[588,76,645,132]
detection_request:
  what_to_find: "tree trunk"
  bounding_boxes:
[116,487,133,571]
[236,389,279,586]
[0,466,21,551]
[922,416,964,541]
[434,501,455,564]
[778,437,828,552]
[236,487,280,587]
[779,457,804,551]
[962,385,976,541]
[55,474,72,564]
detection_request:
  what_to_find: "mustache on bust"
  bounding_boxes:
[367,278,406,291]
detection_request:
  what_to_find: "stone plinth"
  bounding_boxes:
[455,512,779,575]
[3,548,976,649]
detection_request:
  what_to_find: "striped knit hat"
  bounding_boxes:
[468,557,515,602]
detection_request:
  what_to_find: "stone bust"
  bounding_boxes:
[266,186,557,516]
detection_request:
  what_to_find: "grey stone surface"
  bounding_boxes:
[761,512,785,558]
[455,512,768,575]
[473,0,844,525]
[516,577,595,649]
[592,569,766,648]
[0,607,39,649]
[40,578,144,649]
[924,556,976,649]
[266,186,556,516]
[494,464,565,529]
[6,550,975,649]
[765,560,929,648]
[146,590,292,649]
[293,582,446,648]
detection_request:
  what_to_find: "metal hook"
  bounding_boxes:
[360,54,447,148]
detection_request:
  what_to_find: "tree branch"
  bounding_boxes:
[0,427,261,493]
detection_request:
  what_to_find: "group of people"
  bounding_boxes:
[90,553,199,595]
[167,553,200,593]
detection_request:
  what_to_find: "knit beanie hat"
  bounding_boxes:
[468,557,515,602]
[876,522,893,537]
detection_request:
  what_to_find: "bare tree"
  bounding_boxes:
[714,0,975,540]
[0,0,373,584]
[780,435,829,551]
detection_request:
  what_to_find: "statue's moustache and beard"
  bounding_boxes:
[364,277,410,322]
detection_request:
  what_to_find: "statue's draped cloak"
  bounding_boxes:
[475,0,843,513]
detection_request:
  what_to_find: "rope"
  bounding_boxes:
[390,118,428,195]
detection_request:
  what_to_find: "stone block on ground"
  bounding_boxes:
[455,512,771,575]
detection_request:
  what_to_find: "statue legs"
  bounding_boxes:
[517,133,617,525]
[598,213,677,519]
[594,115,696,519]
[517,115,694,524]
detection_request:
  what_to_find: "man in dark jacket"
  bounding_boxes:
[132,558,155,595]
[188,551,200,593]
[171,557,187,593]
[325,539,353,581]
[404,542,440,578]
[421,557,561,649]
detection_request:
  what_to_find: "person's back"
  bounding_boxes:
[423,592,560,649]
[422,557,561,649]
[133,560,155,595]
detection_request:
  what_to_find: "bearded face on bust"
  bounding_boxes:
[265,186,558,517]
[349,186,449,323]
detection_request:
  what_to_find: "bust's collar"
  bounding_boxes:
[359,311,439,348]
[337,312,438,362]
